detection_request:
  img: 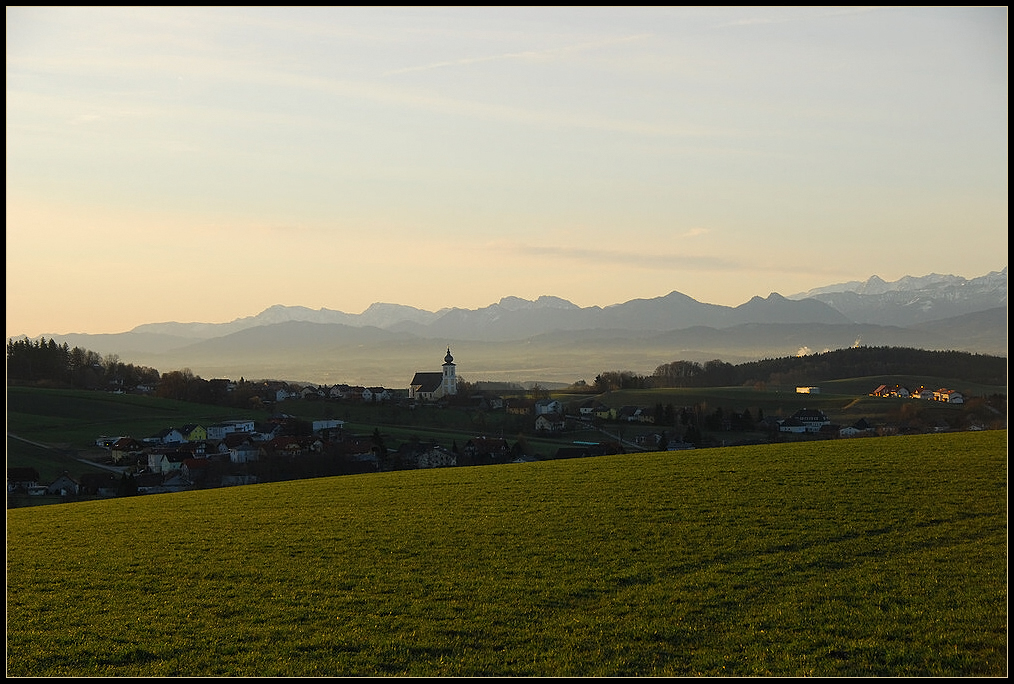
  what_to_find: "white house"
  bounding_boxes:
[534,399,563,416]
[791,408,831,432]
[207,419,257,441]
[416,447,457,469]
[150,428,186,445]
[229,444,261,464]
[312,419,345,432]
[535,414,566,432]
[778,418,808,434]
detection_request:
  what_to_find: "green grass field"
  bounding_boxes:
[6,430,1006,677]
[6,387,264,449]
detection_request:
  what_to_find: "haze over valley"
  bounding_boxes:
[17,268,1007,388]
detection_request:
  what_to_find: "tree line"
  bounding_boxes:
[591,346,1007,392]
[6,337,160,390]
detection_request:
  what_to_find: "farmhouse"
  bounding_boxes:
[870,384,910,398]
[46,473,80,496]
[535,413,566,432]
[7,467,41,492]
[781,408,831,433]
[409,348,458,401]
[934,388,964,404]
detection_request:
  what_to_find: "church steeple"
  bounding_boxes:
[442,347,457,395]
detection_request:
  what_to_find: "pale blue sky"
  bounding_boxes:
[6,6,1008,336]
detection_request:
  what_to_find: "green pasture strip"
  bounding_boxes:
[7,431,1006,677]
[6,386,262,447]
[594,385,975,426]
[5,436,110,484]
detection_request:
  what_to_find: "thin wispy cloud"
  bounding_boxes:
[383,33,653,76]
[492,241,741,271]
[488,240,857,281]
[718,6,880,28]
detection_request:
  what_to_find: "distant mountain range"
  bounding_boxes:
[17,268,1007,388]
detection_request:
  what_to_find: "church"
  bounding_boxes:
[409,348,457,401]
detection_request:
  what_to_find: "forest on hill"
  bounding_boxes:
[592,347,1007,392]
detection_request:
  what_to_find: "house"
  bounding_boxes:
[534,399,563,416]
[46,473,80,496]
[629,407,654,424]
[593,406,617,421]
[409,348,457,401]
[462,437,510,465]
[178,424,207,442]
[839,418,875,438]
[870,384,910,398]
[7,467,41,492]
[329,384,352,399]
[221,432,256,450]
[160,472,193,493]
[147,451,170,474]
[181,458,212,484]
[177,441,207,459]
[79,472,120,496]
[149,427,186,445]
[312,419,345,433]
[796,386,821,394]
[362,387,391,403]
[146,448,188,474]
[110,437,144,464]
[778,417,808,434]
[616,406,652,423]
[535,413,566,432]
[578,400,608,417]
[789,408,830,432]
[934,389,964,404]
[505,399,535,415]
[224,419,256,433]
[206,419,257,441]
[416,446,457,469]
[266,436,311,456]
[229,444,261,464]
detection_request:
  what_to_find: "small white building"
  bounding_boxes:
[795,386,820,394]
[312,419,345,432]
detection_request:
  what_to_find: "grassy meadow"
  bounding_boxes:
[6,430,1007,677]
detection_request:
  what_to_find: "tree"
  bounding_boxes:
[371,428,387,471]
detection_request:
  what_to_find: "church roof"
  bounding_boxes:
[410,372,443,393]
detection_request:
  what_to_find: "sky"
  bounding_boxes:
[6,6,1008,338]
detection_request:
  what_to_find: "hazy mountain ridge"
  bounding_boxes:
[14,269,1006,387]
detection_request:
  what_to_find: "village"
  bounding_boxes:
[8,348,999,505]
[8,375,984,504]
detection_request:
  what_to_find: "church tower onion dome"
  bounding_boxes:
[444,348,454,365]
